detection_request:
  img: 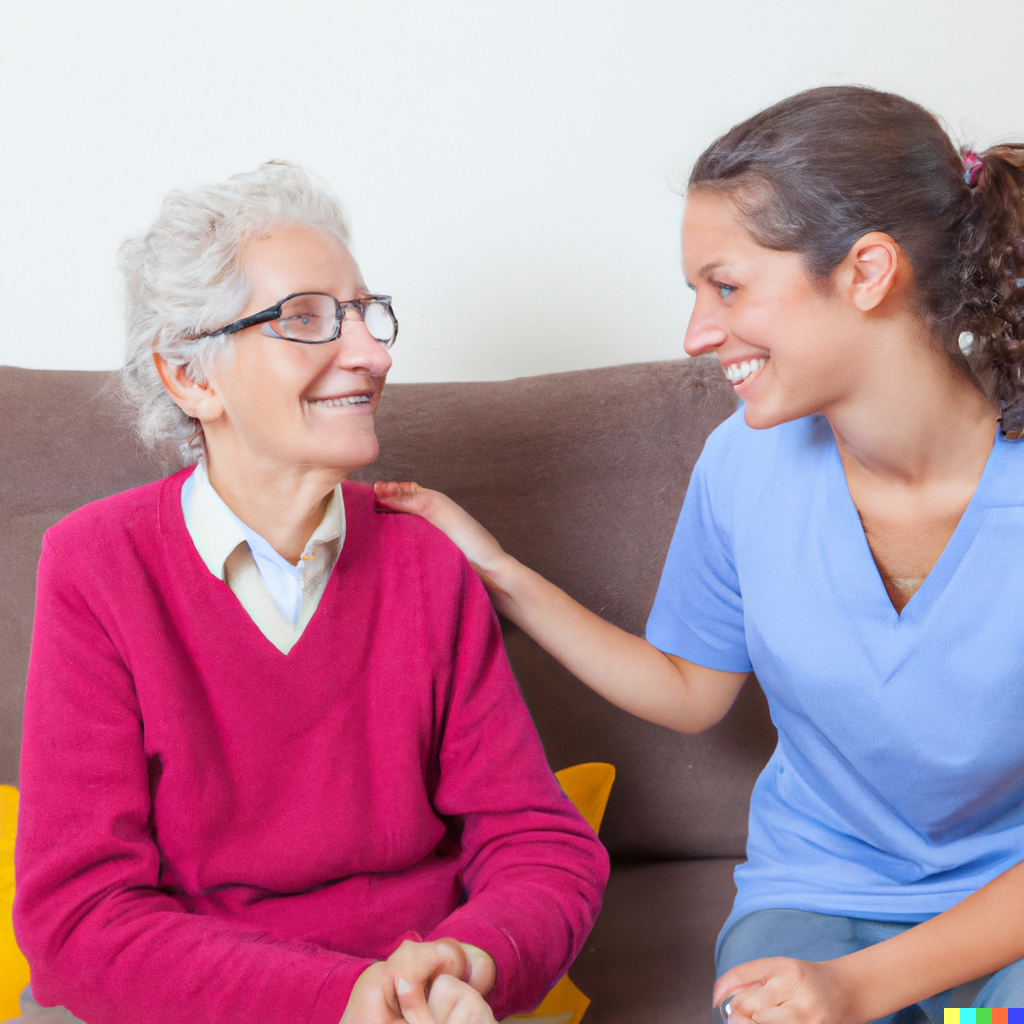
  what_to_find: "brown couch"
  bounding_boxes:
[0,356,776,1024]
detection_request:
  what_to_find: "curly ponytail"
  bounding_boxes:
[956,145,1024,434]
[688,87,1024,436]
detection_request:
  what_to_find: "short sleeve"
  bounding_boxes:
[645,429,753,673]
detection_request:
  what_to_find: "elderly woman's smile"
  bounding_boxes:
[204,223,392,470]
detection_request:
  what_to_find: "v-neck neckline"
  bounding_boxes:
[826,424,1002,625]
[165,469,344,659]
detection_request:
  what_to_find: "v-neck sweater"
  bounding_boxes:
[647,409,1024,948]
[14,471,608,1024]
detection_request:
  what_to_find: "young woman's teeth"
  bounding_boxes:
[312,395,371,407]
[725,358,767,384]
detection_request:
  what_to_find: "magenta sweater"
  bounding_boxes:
[14,472,608,1024]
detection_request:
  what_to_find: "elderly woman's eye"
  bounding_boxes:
[277,313,329,340]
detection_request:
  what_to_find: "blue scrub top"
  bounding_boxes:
[646,409,1024,943]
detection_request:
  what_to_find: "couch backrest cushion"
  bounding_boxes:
[0,358,775,859]
[0,368,169,790]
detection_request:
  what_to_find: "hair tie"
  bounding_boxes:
[963,151,984,188]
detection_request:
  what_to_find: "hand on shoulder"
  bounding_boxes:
[373,482,510,584]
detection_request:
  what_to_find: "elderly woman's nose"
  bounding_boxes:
[339,316,393,374]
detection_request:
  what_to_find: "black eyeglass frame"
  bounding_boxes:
[205,292,398,347]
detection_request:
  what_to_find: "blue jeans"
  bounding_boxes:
[4,988,85,1024]
[717,909,1024,1024]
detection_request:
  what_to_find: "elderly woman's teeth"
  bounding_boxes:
[725,358,767,384]
[312,395,371,407]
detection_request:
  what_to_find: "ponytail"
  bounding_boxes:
[956,145,1024,436]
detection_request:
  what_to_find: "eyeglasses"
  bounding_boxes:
[207,292,398,347]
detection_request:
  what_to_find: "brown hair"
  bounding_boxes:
[688,86,1024,432]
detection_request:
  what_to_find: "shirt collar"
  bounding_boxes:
[183,461,346,580]
[305,480,346,553]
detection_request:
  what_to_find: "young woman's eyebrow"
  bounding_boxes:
[685,261,726,290]
[698,260,725,281]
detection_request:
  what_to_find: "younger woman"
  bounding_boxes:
[376,87,1024,1024]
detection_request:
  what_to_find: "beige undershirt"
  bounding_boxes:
[184,461,345,654]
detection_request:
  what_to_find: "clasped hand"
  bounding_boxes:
[341,938,497,1024]
[714,956,860,1024]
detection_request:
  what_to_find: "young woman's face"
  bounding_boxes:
[202,223,393,476]
[682,190,867,429]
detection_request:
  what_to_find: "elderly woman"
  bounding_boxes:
[12,161,608,1024]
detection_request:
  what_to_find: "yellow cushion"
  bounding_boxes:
[0,784,29,1018]
[504,763,615,1024]
[554,763,616,837]
[504,973,591,1024]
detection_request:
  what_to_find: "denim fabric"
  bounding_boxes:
[10,987,84,1023]
[716,909,1024,1024]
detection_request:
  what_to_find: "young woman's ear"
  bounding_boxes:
[153,352,224,424]
[836,232,905,313]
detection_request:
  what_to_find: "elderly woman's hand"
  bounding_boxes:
[341,938,496,1024]
[424,974,498,1024]
[373,483,510,586]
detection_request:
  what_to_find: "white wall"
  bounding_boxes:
[2,0,1022,383]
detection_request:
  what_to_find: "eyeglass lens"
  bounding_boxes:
[361,300,396,345]
[272,294,396,346]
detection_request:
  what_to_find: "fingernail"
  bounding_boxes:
[397,978,414,995]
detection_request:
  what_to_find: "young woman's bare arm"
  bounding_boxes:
[374,482,747,734]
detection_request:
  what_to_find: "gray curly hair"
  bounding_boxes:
[118,160,351,462]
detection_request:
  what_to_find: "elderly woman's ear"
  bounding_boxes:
[152,351,224,425]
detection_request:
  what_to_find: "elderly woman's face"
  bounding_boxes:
[203,224,392,476]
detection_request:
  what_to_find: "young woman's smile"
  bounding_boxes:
[681,190,864,429]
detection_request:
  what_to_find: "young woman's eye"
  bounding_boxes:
[716,283,736,299]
